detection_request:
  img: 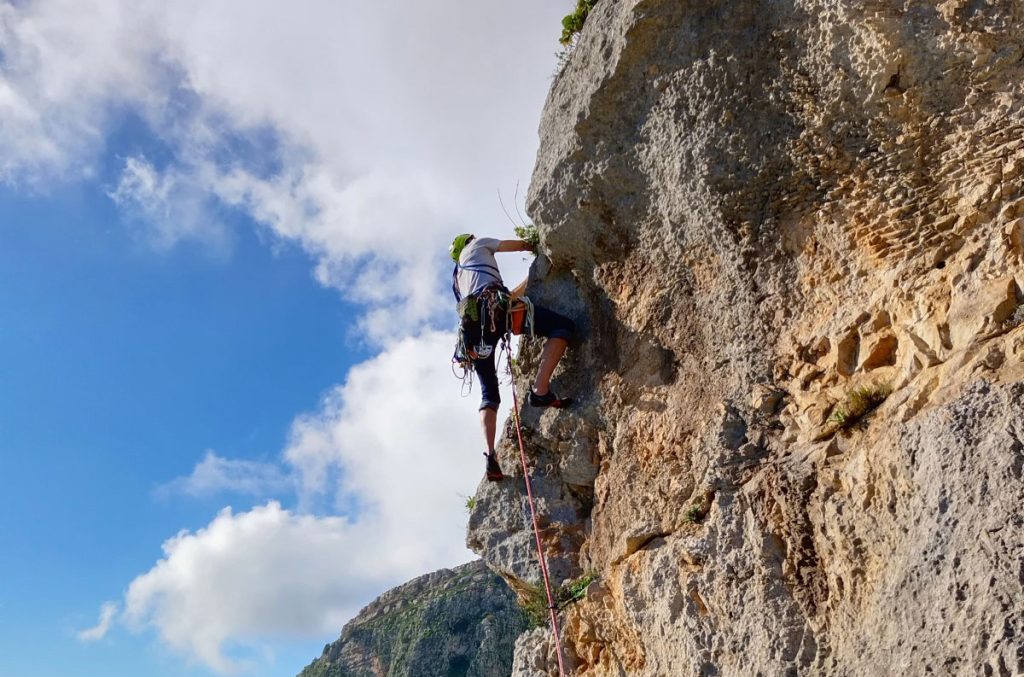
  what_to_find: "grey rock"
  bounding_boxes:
[467,0,1024,675]
[297,560,525,677]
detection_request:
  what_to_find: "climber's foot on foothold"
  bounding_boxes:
[485,451,504,481]
[529,388,573,409]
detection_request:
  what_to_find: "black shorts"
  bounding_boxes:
[470,304,574,411]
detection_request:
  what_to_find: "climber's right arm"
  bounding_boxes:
[496,239,534,253]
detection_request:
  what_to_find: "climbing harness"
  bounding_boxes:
[451,254,503,394]
[501,339,568,677]
[451,284,535,395]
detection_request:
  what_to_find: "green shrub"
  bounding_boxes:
[562,571,598,604]
[519,572,599,628]
[520,585,550,628]
[829,384,892,428]
[464,495,476,512]
[513,223,540,250]
[560,0,599,47]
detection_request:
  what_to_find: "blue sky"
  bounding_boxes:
[0,2,568,675]
[0,176,352,676]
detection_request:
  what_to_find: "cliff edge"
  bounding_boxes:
[467,1,1024,675]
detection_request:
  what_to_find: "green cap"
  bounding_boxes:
[449,233,474,261]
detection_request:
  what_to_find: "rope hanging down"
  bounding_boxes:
[502,339,568,677]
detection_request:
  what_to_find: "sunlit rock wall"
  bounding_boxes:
[467,1,1024,674]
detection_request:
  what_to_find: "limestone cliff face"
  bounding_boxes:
[466,1,1024,675]
[297,561,525,677]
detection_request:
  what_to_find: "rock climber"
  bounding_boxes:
[450,233,574,482]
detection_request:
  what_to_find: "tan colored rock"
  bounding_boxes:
[859,330,898,370]
[465,1,1024,675]
[834,330,860,377]
[947,276,1022,349]
[750,383,785,415]
[1005,218,1024,258]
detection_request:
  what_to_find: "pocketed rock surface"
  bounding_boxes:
[465,1,1024,675]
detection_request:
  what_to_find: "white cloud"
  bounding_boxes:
[121,331,491,673]
[0,0,163,182]
[283,331,488,525]
[10,0,570,671]
[208,164,457,342]
[123,504,366,674]
[108,156,229,250]
[77,601,118,642]
[157,450,292,500]
[0,0,566,341]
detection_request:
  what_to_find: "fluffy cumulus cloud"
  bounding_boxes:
[121,331,492,672]
[123,504,365,674]
[2,0,567,671]
[0,0,161,182]
[0,0,565,341]
[283,331,491,534]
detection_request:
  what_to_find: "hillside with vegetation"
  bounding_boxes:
[297,561,525,677]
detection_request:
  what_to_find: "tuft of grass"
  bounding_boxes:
[829,384,893,428]
[560,0,599,47]
[683,504,705,524]
[520,585,549,628]
[519,572,600,628]
[464,494,476,512]
[513,224,540,251]
[817,383,893,441]
[562,571,598,604]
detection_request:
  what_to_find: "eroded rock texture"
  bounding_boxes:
[297,561,525,677]
[466,1,1024,675]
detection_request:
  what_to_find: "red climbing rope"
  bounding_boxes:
[504,340,568,677]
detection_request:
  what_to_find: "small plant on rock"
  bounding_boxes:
[562,571,598,605]
[519,572,600,628]
[683,504,705,524]
[817,383,893,441]
[520,584,550,628]
[513,223,540,251]
[560,0,600,47]
[464,494,476,512]
[829,383,893,429]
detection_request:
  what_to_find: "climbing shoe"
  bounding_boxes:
[485,452,504,482]
[528,388,573,409]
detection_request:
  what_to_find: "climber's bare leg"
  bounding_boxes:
[533,337,568,396]
[480,406,498,453]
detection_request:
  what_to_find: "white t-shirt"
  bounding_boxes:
[456,237,503,298]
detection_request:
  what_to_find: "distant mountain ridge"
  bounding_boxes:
[297,560,525,677]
